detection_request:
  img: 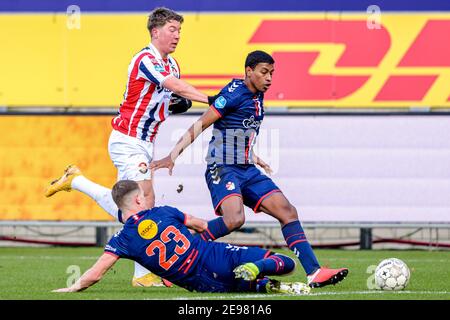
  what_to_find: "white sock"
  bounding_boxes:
[71,176,119,220]
[134,261,152,278]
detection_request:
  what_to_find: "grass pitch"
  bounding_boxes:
[0,247,449,300]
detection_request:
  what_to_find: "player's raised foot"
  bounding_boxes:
[266,279,311,295]
[45,165,81,197]
[307,267,349,288]
[233,263,260,281]
[132,273,166,287]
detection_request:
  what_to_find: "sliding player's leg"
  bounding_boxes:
[45,165,120,220]
[233,252,295,281]
[231,246,309,294]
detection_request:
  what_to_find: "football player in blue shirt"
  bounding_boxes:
[150,51,348,288]
[52,180,310,294]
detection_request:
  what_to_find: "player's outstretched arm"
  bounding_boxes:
[163,76,208,104]
[150,108,220,175]
[185,214,208,233]
[52,253,118,293]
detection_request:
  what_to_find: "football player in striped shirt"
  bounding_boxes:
[45,7,214,287]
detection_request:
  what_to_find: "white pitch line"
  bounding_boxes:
[322,258,450,263]
[167,290,450,300]
[307,290,450,296]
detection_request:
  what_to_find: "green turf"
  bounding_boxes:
[0,247,449,300]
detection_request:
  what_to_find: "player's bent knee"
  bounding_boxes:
[223,211,245,231]
[289,205,299,219]
[275,204,298,225]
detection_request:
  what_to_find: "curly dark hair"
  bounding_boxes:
[245,50,275,69]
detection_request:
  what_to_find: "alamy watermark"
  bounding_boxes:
[169,123,281,174]
[66,5,81,30]
[367,5,382,30]
[65,265,81,287]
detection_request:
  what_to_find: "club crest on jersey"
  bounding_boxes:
[138,219,158,240]
[214,96,227,109]
[226,181,235,191]
[138,162,148,174]
[154,64,165,72]
[170,66,180,79]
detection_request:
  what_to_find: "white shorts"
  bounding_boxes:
[108,129,154,181]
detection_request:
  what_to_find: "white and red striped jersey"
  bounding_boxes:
[111,43,180,142]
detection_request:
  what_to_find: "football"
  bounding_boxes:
[375,258,411,290]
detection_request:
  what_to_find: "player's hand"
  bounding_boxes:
[150,155,175,175]
[256,157,273,175]
[169,93,192,114]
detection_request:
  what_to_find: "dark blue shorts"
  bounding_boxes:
[205,164,281,214]
[182,242,271,293]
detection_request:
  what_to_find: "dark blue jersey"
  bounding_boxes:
[104,206,208,283]
[206,79,264,166]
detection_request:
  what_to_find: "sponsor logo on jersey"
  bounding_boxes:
[242,115,261,129]
[226,181,235,191]
[154,64,165,72]
[138,219,158,239]
[214,96,227,109]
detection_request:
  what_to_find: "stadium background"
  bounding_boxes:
[0,0,449,249]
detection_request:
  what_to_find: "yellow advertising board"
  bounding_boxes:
[0,13,449,108]
[0,116,116,220]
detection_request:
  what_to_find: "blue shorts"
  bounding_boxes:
[182,242,272,293]
[205,164,281,214]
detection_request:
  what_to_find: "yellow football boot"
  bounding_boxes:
[132,273,166,287]
[45,165,81,197]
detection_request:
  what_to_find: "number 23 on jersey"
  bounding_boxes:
[145,225,191,270]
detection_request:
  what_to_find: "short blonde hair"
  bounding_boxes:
[147,7,183,34]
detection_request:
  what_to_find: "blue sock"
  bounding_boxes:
[255,277,270,293]
[282,220,320,275]
[253,254,295,276]
[199,217,230,241]
[235,277,270,293]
